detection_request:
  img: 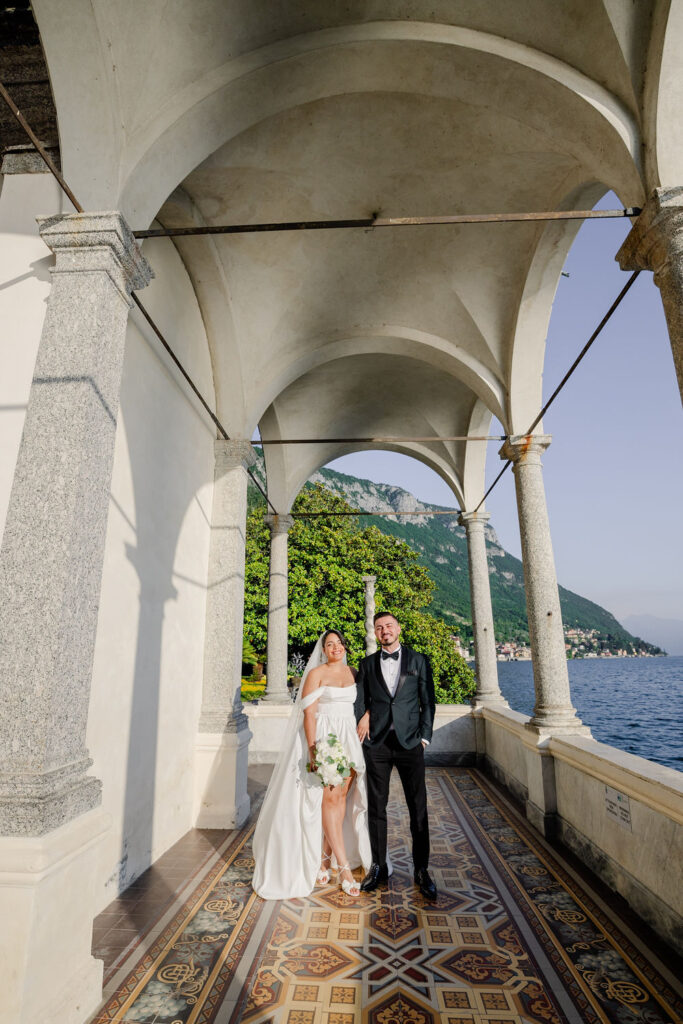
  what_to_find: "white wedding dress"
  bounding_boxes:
[252,651,372,900]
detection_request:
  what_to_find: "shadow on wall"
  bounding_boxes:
[116,328,213,895]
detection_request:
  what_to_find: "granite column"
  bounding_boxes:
[262,514,295,703]
[194,440,255,828]
[500,436,586,735]
[616,187,683,407]
[362,574,378,655]
[500,435,589,838]
[458,511,505,707]
[0,212,152,1024]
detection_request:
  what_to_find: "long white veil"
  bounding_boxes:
[251,635,328,898]
[268,633,327,782]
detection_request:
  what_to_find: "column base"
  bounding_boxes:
[471,693,509,710]
[260,690,293,705]
[0,806,110,1024]
[194,727,252,829]
[526,718,592,738]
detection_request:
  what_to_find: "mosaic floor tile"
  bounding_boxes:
[89,769,682,1024]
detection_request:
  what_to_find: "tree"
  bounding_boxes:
[244,484,476,702]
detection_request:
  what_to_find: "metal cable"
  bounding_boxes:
[471,269,642,515]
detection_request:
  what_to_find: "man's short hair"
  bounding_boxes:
[373,611,399,625]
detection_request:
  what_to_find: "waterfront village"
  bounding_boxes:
[453,626,664,662]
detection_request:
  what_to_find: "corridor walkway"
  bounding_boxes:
[88,769,682,1024]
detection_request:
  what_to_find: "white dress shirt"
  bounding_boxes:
[380,645,401,695]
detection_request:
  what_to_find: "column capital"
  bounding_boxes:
[38,211,153,305]
[362,574,377,584]
[500,434,551,464]
[616,187,683,279]
[458,510,491,529]
[265,513,295,535]
[214,438,257,471]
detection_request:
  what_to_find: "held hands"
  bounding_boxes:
[357,711,370,742]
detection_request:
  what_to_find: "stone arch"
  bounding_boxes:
[265,434,465,516]
[507,179,618,432]
[32,5,644,225]
[642,0,683,189]
[247,326,506,438]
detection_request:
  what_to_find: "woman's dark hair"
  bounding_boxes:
[322,629,347,649]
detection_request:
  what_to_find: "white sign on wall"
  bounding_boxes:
[604,785,632,831]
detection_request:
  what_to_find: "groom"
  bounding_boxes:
[355,612,437,899]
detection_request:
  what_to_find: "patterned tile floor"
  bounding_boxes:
[89,768,682,1024]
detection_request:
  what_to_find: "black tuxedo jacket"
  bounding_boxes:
[354,646,435,749]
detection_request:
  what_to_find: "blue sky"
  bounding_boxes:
[328,195,683,631]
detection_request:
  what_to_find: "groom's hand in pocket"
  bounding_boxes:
[357,712,370,743]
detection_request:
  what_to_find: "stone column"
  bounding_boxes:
[362,575,377,654]
[616,187,683,407]
[458,511,506,708]
[500,436,587,736]
[262,514,295,703]
[0,212,152,1023]
[194,440,255,828]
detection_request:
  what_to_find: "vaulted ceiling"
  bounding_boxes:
[28,0,682,509]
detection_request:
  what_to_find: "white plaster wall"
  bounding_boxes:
[87,243,216,907]
[0,173,63,547]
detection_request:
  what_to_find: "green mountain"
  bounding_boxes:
[248,454,663,655]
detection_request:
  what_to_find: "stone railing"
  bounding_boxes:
[481,705,683,954]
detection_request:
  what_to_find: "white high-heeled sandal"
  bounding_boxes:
[338,863,360,897]
[316,852,331,886]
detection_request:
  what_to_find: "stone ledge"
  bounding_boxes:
[244,702,477,764]
[481,705,531,736]
[549,736,683,824]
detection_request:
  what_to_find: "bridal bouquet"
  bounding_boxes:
[311,733,356,787]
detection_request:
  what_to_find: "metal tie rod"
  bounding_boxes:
[134,208,641,239]
[291,509,460,518]
[258,435,505,444]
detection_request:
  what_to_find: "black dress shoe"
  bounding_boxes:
[360,863,389,892]
[414,867,437,900]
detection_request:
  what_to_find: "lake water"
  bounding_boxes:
[495,656,683,772]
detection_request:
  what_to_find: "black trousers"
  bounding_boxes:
[363,731,430,870]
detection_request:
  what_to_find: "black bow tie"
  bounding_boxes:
[381,650,399,661]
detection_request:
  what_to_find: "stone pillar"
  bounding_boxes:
[262,514,295,703]
[500,436,588,736]
[194,440,255,828]
[458,511,506,709]
[0,212,152,1023]
[616,187,683,407]
[362,575,377,654]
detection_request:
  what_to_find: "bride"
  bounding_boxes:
[252,629,372,899]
